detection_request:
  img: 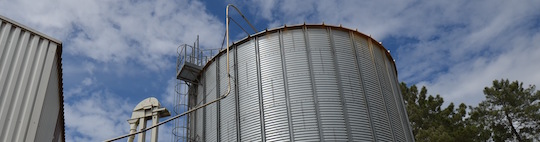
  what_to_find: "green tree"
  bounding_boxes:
[469,79,540,141]
[400,83,479,141]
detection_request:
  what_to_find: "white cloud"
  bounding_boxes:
[64,90,132,141]
[161,78,178,108]
[60,55,181,141]
[63,77,179,142]
[3,0,540,141]
[419,31,540,106]
[1,0,223,141]
[81,77,94,86]
[64,76,95,99]
[243,0,540,106]
[247,0,278,21]
[0,0,224,71]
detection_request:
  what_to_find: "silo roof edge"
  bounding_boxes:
[199,24,397,76]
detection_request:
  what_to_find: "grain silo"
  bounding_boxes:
[175,24,414,142]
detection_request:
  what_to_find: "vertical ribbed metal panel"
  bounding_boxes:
[37,60,61,141]
[219,48,237,141]
[195,79,204,141]
[374,43,404,142]
[237,41,263,141]
[397,73,415,142]
[354,35,393,141]
[0,16,63,142]
[258,32,291,142]
[189,25,414,142]
[204,63,217,142]
[332,30,374,141]
[385,54,413,142]
[307,28,347,141]
[282,29,320,141]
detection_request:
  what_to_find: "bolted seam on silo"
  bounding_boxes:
[188,24,414,142]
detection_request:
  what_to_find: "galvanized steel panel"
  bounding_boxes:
[386,54,414,142]
[354,35,394,142]
[204,63,217,142]
[189,25,414,142]
[236,40,263,141]
[332,30,374,141]
[307,28,347,141]
[195,80,204,141]
[0,16,64,142]
[282,28,320,141]
[257,32,291,142]
[373,44,404,142]
[218,48,237,141]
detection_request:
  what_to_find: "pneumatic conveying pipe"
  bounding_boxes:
[104,4,256,142]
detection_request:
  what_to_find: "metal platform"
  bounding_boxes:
[176,62,202,84]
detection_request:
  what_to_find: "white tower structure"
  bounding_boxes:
[127,97,171,142]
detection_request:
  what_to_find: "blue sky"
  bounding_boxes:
[1,0,540,141]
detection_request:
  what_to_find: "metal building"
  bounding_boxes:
[0,15,64,142]
[178,24,414,141]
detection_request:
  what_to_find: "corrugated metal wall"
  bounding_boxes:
[189,25,414,142]
[355,33,394,141]
[236,40,263,141]
[194,79,204,141]
[219,48,236,141]
[258,32,291,142]
[283,28,320,141]
[0,15,64,142]
[333,29,374,141]
[204,63,217,142]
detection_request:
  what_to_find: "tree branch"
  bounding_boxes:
[505,112,522,141]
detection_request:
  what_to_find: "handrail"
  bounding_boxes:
[104,4,257,142]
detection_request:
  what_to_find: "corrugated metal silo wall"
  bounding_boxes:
[204,62,217,142]
[236,40,262,141]
[218,47,236,141]
[0,15,64,142]
[190,25,414,142]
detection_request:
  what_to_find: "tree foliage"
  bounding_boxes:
[400,82,481,142]
[469,79,540,142]
[401,79,540,141]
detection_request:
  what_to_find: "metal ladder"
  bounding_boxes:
[173,37,201,142]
